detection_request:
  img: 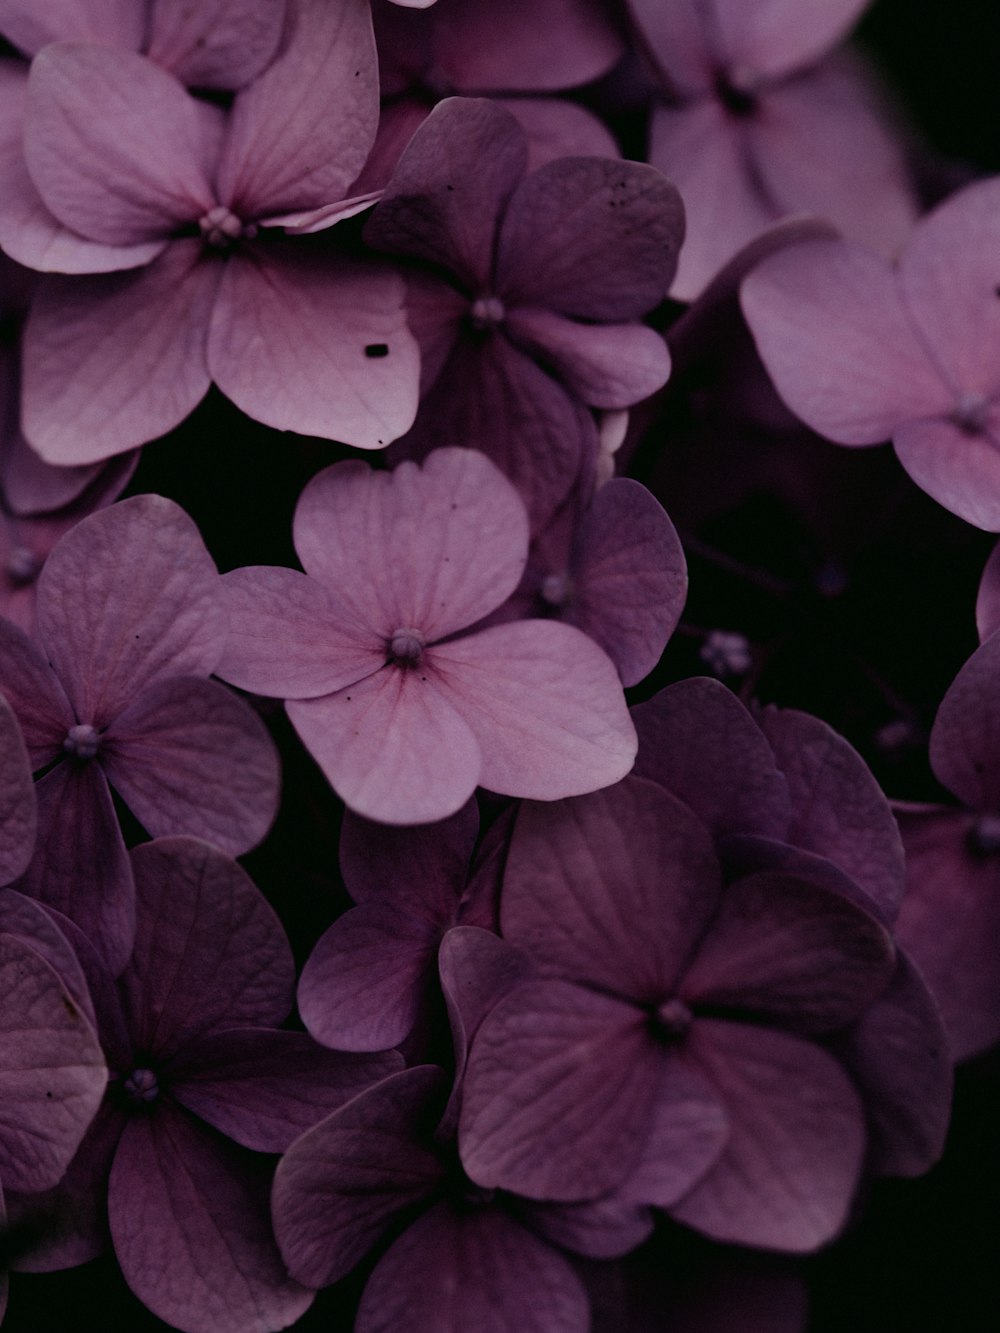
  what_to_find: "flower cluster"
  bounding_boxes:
[0,2,995,1331]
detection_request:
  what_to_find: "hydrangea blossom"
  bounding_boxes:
[217,448,637,825]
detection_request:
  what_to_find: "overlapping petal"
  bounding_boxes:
[147,0,287,91]
[0,691,35,883]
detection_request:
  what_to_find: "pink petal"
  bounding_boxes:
[168,1027,401,1152]
[22,240,218,464]
[207,243,419,448]
[217,0,378,218]
[357,1201,590,1333]
[500,97,619,170]
[293,449,529,642]
[272,1065,448,1287]
[0,617,77,763]
[740,238,948,443]
[929,634,1000,811]
[100,675,280,854]
[298,904,442,1051]
[287,666,483,825]
[709,0,871,81]
[147,0,286,90]
[36,493,226,726]
[430,620,637,801]
[365,96,527,292]
[976,540,1000,641]
[1,427,136,516]
[118,837,295,1061]
[757,705,906,922]
[507,308,671,408]
[339,798,479,910]
[216,565,382,699]
[25,45,214,245]
[459,979,656,1201]
[0,933,106,1193]
[0,690,36,883]
[0,0,145,56]
[496,157,684,320]
[893,412,1000,531]
[501,778,720,998]
[109,1106,313,1333]
[670,1021,865,1251]
[631,678,791,840]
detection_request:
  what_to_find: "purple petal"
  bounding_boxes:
[340,798,479,910]
[0,890,94,1029]
[217,0,378,218]
[100,675,279,853]
[893,412,1000,531]
[631,678,791,840]
[501,97,620,169]
[168,1027,401,1152]
[459,979,656,1201]
[496,157,683,319]
[365,97,527,292]
[272,1065,448,1287]
[0,692,35,883]
[109,1105,313,1333]
[22,241,218,463]
[929,635,1000,811]
[706,0,871,78]
[976,541,1000,641]
[299,904,442,1052]
[25,45,213,245]
[118,837,295,1061]
[293,450,529,642]
[147,0,286,90]
[740,238,948,443]
[507,308,670,408]
[0,616,75,764]
[430,620,637,801]
[0,0,145,56]
[0,933,106,1193]
[287,666,483,825]
[207,244,419,448]
[681,870,895,1032]
[670,1021,865,1251]
[1,427,136,517]
[501,778,719,998]
[357,1200,590,1333]
[524,1191,654,1262]
[757,705,906,922]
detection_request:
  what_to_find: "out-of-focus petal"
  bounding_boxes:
[893,412,1000,532]
[217,0,378,218]
[976,540,1000,641]
[0,0,145,56]
[109,1106,313,1333]
[1,428,136,517]
[339,799,478,910]
[499,97,619,170]
[707,0,871,79]
[0,692,35,883]
[148,0,286,91]
[929,634,1000,811]
[207,243,418,449]
[22,240,219,464]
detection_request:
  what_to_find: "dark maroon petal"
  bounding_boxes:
[22,241,218,464]
[929,634,1000,812]
[357,1200,590,1333]
[757,705,906,923]
[501,778,720,999]
[147,0,286,90]
[217,0,378,218]
[298,904,442,1052]
[35,493,225,727]
[365,96,527,292]
[18,761,135,976]
[168,1027,401,1152]
[119,838,294,1061]
[496,157,684,320]
[100,675,279,854]
[0,691,35,883]
[109,1105,313,1333]
[0,933,106,1193]
[670,1021,865,1251]
[459,979,656,1201]
[681,870,896,1032]
[340,798,479,912]
[272,1065,448,1287]
[0,617,74,764]
[832,951,951,1177]
[631,679,791,841]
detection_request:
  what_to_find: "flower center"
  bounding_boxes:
[470,295,506,330]
[952,391,990,435]
[540,570,572,609]
[63,723,100,760]
[123,1067,160,1105]
[969,813,1000,856]
[714,66,759,118]
[5,545,41,586]
[652,997,693,1041]
[388,627,426,665]
[199,205,257,249]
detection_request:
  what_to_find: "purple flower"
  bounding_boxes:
[365,97,682,527]
[0,690,34,885]
[217,448,637,825]
[741,177,1000,528]
[1,0,420,463]
[0,494,280,971]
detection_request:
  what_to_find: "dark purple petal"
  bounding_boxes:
[0,692,35,883]
[109,1105,313,1333]
[147,0,286,90]
[272,1065,448,1287]
[340,799,479,911]
[357,1200,590,1333]
[0,890,93,1028]
[100,675,279,854]
[501,96,619,169]
[118,838,294,1061]
[929,634,1000,811]
[524,1191,654,1262]
[977,541,1000,641]
[0,0,145,56]
[167,1027,401,1152]
[0,617,75,764]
